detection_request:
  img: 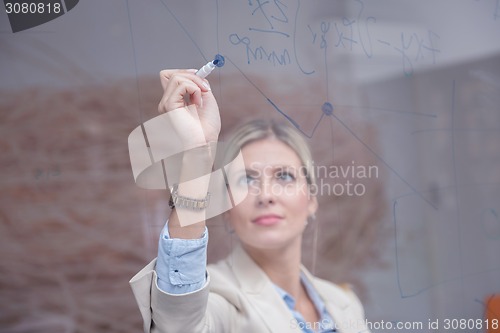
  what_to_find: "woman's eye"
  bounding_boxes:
[276,171,295,182]
[237,174,257,186]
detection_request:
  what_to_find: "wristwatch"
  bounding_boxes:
[168,184,210,211]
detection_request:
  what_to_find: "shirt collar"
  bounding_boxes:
[272,271,328,315]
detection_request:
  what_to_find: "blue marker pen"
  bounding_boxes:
[196,54,225,78]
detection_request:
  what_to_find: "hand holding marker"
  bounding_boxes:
[196,54,225,78]
[129,55,225,190]
[185,54,224,108]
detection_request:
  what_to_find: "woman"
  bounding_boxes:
[130,69,370,333]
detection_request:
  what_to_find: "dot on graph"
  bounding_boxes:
[322,102,333,116]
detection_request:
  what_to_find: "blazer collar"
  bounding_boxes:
[300,264,357,332]
[226,245,354,332]
[300,265,351,310]
[227,245,301,331]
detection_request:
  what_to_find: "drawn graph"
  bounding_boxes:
[124,0,500,324]
[0,0,498,331]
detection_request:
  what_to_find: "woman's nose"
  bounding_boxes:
[256,179,275,206]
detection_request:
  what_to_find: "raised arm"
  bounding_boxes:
[157,69,221,238]
[130,69,228,332]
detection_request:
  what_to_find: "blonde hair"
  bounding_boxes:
[222,119,316,187]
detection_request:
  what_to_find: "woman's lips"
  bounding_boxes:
[252,215,283,226]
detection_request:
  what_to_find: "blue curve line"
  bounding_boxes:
[323,43,329,101]
[216,0,220,53]
[309,112,325,138]
[158,0,208,62]
[393,199,500,299]
[152,0,434,209]
[393,200,416,298]
[393,199,434,298]
[411,127,500,135]
[329,111,436,209]
[248,27,290,37]
[125,0,145,124]
[225,56,324,139]
[215,0,223,99]
[450,79,466,307]
[335,104,437,118]
[293,0,314,75]
[476,296,500,319]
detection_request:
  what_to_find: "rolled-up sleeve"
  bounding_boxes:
[155,220,208,294]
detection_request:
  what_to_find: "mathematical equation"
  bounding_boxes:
[228,0,441,76]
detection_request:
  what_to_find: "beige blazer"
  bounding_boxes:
[130,246,370,333]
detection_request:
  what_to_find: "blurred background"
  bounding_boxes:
[1,1,499,332]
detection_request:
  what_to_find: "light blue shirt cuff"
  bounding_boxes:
[155,220,208,294]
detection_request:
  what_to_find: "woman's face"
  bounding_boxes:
[226,138,317,250]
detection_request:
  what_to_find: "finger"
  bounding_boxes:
[159,84,194,113]
[157,70,212,114]
[159,80,202,113]
[199,88,217,110]
[159,69,197,90]
[162,74,194,101]
[160,70,211,93]
[162,75,203,109]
